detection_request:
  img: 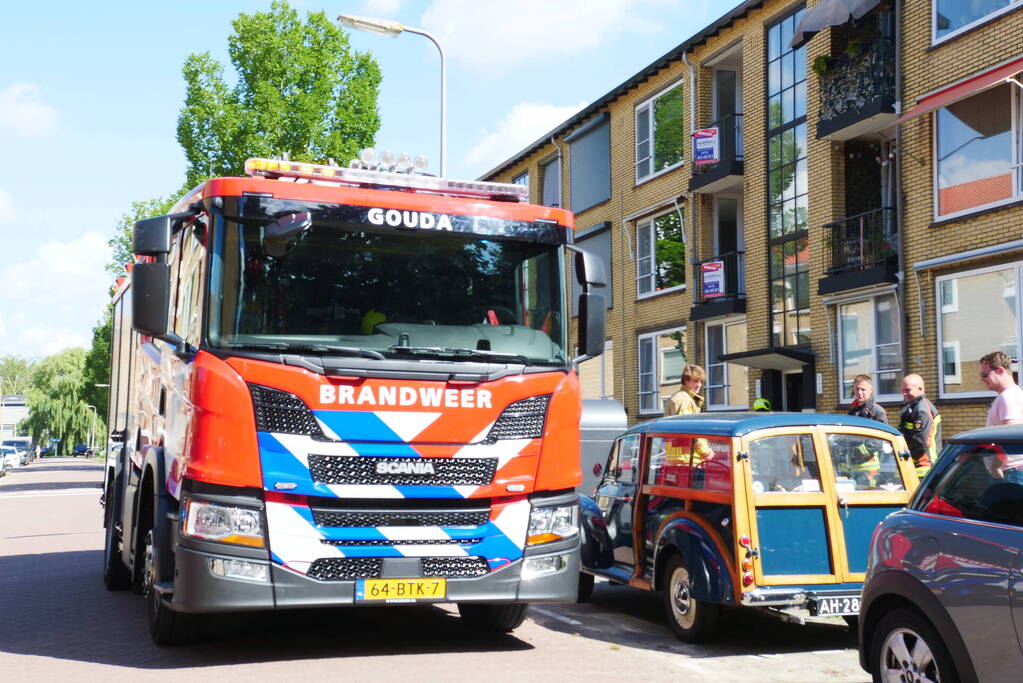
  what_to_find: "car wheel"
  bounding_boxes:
[577,572,595,602]
[871,608,956,683]
[102,487,131,591]
[457,603,529,632]
[661,555,719,643]
[144,529,200,645]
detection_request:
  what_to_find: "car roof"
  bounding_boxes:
[949,423,1023,443]
[622,412,903,439]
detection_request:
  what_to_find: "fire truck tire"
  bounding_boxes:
[577,572,595,602]
[457,603,529,632]
[144,529,200,645]
[661,555,720,643]
[102,485,131,591]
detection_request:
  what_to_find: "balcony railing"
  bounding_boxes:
[825,208,896,275]
[818,37,895,131]
[693,112,744,176]
[693,251,745,304]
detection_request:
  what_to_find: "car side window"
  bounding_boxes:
[647,436,694,487]
[604,434,640,486]
[826,433,906,492]
[918,444,1023,527]
[749,434,820,493]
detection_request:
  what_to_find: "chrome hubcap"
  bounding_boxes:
[669,566,695,628]
[881,628,939,683]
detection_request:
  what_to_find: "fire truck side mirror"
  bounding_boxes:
[572,248,607,289]
[577,292,606,360]
[132,262,171,338]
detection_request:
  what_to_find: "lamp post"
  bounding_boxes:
[338,13,447,177]
[85,405,97,455]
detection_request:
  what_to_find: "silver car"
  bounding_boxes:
[859,425,1023,683]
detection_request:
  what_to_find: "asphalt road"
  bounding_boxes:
[0,458,869,682]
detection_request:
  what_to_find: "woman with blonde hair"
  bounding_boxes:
[665,364,706,416]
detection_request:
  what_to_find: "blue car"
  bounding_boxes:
[578,412,921,642]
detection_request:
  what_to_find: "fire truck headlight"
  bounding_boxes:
[526,503,578,545]
[182,498,265,548]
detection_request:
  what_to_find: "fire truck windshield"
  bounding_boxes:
[208,217,568,366]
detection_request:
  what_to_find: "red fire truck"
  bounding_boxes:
[101,156,606,644]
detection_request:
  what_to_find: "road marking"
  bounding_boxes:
[530,607,583,626]
[0,489,102,499]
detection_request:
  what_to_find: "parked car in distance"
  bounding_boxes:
[73,444,90,457]
[2,445,20,469]
[579,412,920,642]
[859,424,1023,683]
[1,439,31,466]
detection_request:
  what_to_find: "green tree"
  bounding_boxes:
[0,356,35,395]
[177,0,382,189]
[82,307,113,424]
[106,196,176,279]
[22,349,93,455]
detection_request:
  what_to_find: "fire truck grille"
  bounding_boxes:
[248,384,326,438]
[311,508,491,528]
[320,539,481,546]
[421,557,489,578]
[306,558,383,581]
[485,394,551,442]
[305,556,489,581]
[307,456,497,487]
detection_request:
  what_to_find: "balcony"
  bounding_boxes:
[690,251,746,320]
[817,208,898,295]
[817,37,895,141]
[688,113,744,193]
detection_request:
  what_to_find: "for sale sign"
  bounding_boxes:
[693,127,720,165]
[702,260,725,298]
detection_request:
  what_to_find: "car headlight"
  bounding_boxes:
[527,503,578,545]
[182,498,265,548]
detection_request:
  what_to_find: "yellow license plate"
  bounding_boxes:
[357,578,446,602]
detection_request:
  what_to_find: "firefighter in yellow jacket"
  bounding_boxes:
[665,364,706,416]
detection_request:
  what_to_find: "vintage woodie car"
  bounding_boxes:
[578,412,920,642]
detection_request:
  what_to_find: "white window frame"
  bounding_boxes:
[939,278,958,313]
[836,292,903,404]
[942,341,962,385]
[932,82,1021,221]
[705,317,748,410]
[937,261,1023,398]
[637,326,685,415]
[636,209,686,299]
[635,80,685,184]
[932,0,1023,46]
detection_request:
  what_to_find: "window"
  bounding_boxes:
[915,442,1023,527]
[749,433,820,494]
[637,210,685,297]
[635,82,684,181]
[541,157,560,208]
[568,114,611,213]
[939,279,958,313]
[767,8,809,347]
[572,223,612,314]
[512,171,528,187]
[938,263,1021,397]
[578,340,614,399]
[826,432,906,492]
[638,327,686,414]
[837,293,902,401]
[605,434,641,486]
[933,0,1022,43]
[935,83,1021,218]
[646,435,731,492]
[706,319,748,409]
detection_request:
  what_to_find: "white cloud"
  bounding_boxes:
[0,231,111,358]
[0,84,59,138]
[421,0,665,72]
[465,100,586,175]
[0,190,15,224]
[362,0,402,16]
[938,154,1012,189]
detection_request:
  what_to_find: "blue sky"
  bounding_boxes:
[0,0,737,359]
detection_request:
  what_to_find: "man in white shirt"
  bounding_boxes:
[980,351,1023,427]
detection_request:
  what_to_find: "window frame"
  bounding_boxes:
[942,340,962,385]
[540,156,561,208]
[931,82,1021,221]
[635,80,685,184]
[636,208,686,299]
[936,260,1023,398]
[637,325,686,415]
[836,292,903,404]
[705,317,749,410]
[931,0,1023,46]
[512,171,529,189]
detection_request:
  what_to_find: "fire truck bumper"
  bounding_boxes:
[171,537,580,613]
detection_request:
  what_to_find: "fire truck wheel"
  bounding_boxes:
[457,603,529,632]
[661,555,720,643]
[577,572,594,602]
[102,486,131,591]
[144,529,200,645]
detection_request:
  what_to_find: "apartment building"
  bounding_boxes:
[482,0,1023,431]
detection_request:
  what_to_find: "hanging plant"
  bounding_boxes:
[812,55,832,77]
[844,39,862,57]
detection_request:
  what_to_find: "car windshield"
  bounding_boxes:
[208,217,567,366]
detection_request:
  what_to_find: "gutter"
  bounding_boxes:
[682,50,699,309]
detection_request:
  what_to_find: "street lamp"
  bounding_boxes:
[338,13,447,177]
[85,405,97,455]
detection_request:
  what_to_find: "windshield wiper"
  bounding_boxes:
[386,346,559,366]
[226,341,385,360]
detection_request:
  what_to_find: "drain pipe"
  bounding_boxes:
[682,50,699,309]
[550,135,563,209]
[892,0,914,372]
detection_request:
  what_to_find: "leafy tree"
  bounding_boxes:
[106,196,176,279]
[82,307,113,423]
[0,356,35,395]
[22,349,94,455]
[177,0,382,189]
